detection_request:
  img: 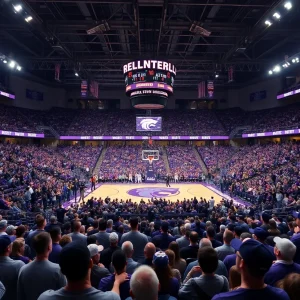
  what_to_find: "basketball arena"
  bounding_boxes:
[0,1,300,299]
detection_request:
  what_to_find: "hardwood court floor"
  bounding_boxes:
[84,183,224,204]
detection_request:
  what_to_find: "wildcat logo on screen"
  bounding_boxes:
[140,118,159,130]
[127,187,179,198]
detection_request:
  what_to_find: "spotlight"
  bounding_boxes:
[273,65,281,73]
[25,16,33,23]
[273,12,281,20]
[284,2,292,10]
[296,57,299,62]
[268,70,273,75]
[215,74,219,78]
[13,4,22,12]
[16,66,22,71]
[282,64,287,68]
[9,61,16,69]
[75,72,79,77]
[3,60,7,64]
[265,20,272,26]
[292,59,296,63]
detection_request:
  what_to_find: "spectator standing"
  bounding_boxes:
[291,212,300,264]
[17,232,66,300]
[264,237,300,286]
[93,218,110,249]
[48,227,62,264]
[139,242,156,266]
[99,250,131,300]
[230,226,243,251]
[180,232,199,260]
[101,232,120,269]
[179,247,229,300]
[0,281,5,299]
[120,218,148,262]
[153,251,179,298]
[215,230,235,261]
[26,214,46,258]
[183,238,228,281]
[168,241,186,275]
[0,235,25,300]
[278,273,300,300]
[206,226,222,248]
[67,221,87,246]
[0,220,8,236]
[122,241,139,274]
[87,243,110,289]
[212,239,290,300]
[38,242,124,300]
[10,238,30,264]
[152,222,175,251]
[176,225,190,249]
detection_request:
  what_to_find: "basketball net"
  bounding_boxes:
[148,155,154,165]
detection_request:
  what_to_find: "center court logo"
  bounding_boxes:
[127,187,180,198]
[140,118,158,130]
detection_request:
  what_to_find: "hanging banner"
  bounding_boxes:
[54,64,61,81]
[81,80,88,98]
[207,80,214,98]
[198,81,206,99]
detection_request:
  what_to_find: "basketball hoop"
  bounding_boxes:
[148,155,154,164]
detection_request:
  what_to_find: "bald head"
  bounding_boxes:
[144,242,156,259]
[199,238,212,248]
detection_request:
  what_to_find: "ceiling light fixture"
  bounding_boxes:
[265,20,272,26]
[13,4,22,12]
[25,16,33,23]
[284,2,292,10]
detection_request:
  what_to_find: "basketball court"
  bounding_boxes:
[83,183,226,204]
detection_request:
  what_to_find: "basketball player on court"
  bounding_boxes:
[166,174,171,187]
[174,172,178,183]
[129,172,133,182]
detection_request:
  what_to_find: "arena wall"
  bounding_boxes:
[9,75,66,110]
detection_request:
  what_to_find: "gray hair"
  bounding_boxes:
[220,225,226,232]
[122,241,134,257]
[107,219,113,227]
[130,265,159,300]
[199,238,212,248]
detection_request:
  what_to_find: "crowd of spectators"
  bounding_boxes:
[1,196,300,300]
[0,142,102,212]
[1,103,300,136]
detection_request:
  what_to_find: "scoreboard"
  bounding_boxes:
[123,60,176,109]
[123,60,176,96]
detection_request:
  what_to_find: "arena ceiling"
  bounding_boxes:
[0,0,299,88]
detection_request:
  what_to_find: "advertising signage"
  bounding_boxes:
[242,128,300,138]
[59,135,229,141]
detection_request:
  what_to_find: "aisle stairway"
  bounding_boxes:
[193,147,208,175]
[93,147,107,175]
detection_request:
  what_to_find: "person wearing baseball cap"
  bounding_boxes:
[291,211,300,264]
[212,239,289,300]
[153,251,179,299]
[0,235,25,300]
[38,243,126,300]
[87,243,110,288]
[264,237,300,286]
[252,227,276,260]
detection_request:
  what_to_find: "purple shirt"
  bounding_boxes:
[291,234,300,264]
[223,253,236,273]
[212,285,290,300]
[49,243,62,264]
[264,261,300,286]
[99,274,131,300]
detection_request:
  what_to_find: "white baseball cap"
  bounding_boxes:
[274,237,296,260]
[87,244,104,256]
